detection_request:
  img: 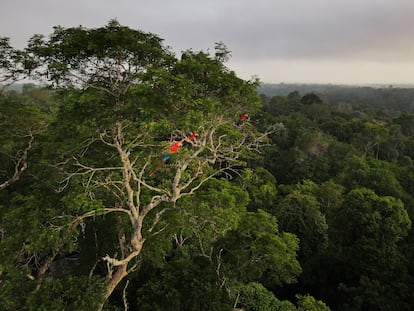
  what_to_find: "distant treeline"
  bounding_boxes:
[258,83,414,113]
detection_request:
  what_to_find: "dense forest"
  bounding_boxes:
[259,83,414,113]
[1,21,414,311]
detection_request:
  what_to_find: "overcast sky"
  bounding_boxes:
[2,0,414,85]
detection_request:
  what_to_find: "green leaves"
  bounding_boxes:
[27,20,172,94]
[274,182,329,260]
[241,167,278,211]
[336,188,411,245]
[0,37,27,83]
[296,294,331,311]
[1,20,361,310]
[26,275,105,311]
[61,192,104,214]
[235,282,296,311]
[218,210,301,286]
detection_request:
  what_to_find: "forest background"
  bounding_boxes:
[1,21,414,311]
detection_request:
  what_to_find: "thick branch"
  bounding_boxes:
[102,251,140,267]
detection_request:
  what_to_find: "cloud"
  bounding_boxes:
[3,0,414,61]
[1,0,414,83]
[209,0,414,62]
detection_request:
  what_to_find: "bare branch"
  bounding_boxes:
[0,131,34,190]
[122,280,130,311]
[103,251,140,267]
[52,116,281,305]
[148,207,172,233]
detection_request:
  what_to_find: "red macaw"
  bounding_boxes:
[150,133,198,176]
[236,113,250,127]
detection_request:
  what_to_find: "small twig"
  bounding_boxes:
[122,279,129,311]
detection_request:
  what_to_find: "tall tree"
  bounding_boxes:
[21,20,277,308]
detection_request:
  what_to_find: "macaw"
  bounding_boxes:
[150,133,199,176]
[236,113,250,127]
[183,132,199,147]
[162,141,183,163]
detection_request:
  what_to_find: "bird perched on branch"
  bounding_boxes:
[150,133,199,176]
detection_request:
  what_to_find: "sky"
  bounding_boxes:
[1,0,414,85]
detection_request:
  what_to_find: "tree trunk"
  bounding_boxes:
[98,263,128,311]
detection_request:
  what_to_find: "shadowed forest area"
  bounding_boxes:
[1,21,414,310]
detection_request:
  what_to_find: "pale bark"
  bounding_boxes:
[0,132,33,190]
[63,120,281,310]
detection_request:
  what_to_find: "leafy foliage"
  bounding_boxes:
[1,20,414,311]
